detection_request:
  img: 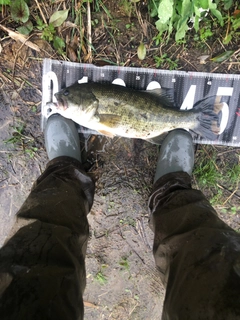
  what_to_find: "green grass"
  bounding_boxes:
[227,164,240,186]
[94,264,108,285]
[119,216,136,227]
[4,123,38,158]
[154,53,178,70]
[193,157,222,188]
[94,271,107,285]
[210,189,223,206]
[119,257,130,271]
[193,146,240,210]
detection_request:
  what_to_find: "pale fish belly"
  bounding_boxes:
[88,111,198,139]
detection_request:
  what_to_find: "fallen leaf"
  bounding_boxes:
[11,91,20,100]
[137,42,146,60]
[198,55,210,64]
[64,21,78,28]
[83,301,98,309]
[67,45,78,62]
[233,9,240,18]
[211,50,234,63]
[0,24,40,52]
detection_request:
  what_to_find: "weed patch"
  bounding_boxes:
[94,264,108,285]
[193,156,221,188]
[119,257,130,271]
[154,53,178,70]
[148,0,239,45]
[227,164,240,186]
[193,146,240,213]
[94,271,107,285]
[4,123,38,158]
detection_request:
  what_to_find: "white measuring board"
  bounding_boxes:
[41,59,240,147]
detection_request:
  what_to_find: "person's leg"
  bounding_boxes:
[0,115,94,320]
[149,130,240,319]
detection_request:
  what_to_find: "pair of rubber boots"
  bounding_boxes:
[44,114,194,180]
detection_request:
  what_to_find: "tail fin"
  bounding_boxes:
[193,96,223,140]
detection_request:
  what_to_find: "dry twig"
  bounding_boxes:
[222,188,239,205]
[84,301,98,309]
[86,0,92,63]
[217,184,240,201]
[0,25,40,52]
[34,0,47,24]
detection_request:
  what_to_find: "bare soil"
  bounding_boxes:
[0,1,239,319]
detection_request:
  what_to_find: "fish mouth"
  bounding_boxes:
[55,94,68,111]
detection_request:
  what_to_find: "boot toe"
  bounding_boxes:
[154,129,194,182]
[44,114,81,161]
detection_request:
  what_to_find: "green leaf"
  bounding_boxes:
[208,1,217,10]
[233,17,240,31]
[193,4,201,17]
[223,34,232,45]
[199,0,208,9]
[157,0,174,24]
[41,24,55,42]
[193,15,200,32]
[211,50,234,63]
[181,0,192,17]
[175,17,189,41]
[151,0,227,44]
[36,17,45,30]
[0,0,10,4]
[223,0,233,10]
[17,20,33,35]
[49,9,69,27]
[137,42,146,60]
[10,0,29,23]
[53,36,65,52]
[155,19,169,34]
[210,8,223,26]
[149,0,158,18]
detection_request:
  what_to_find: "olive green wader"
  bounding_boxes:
[149,172,240,319]
[0,159,240,319]
[0,157,94,320]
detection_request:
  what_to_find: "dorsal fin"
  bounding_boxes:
[146,88,176,108]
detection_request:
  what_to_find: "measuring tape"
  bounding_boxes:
[41,59,240,147]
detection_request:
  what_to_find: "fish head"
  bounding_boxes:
[54,84,98,123]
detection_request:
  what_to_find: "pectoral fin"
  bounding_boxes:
[98,114,122,128]
[145,132,168,144]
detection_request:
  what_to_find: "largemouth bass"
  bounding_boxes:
[53,82,222,141]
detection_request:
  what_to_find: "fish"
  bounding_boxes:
[53,82,222,142]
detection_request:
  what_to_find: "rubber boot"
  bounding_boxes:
[44,114,81,161]
[154,129,194,183]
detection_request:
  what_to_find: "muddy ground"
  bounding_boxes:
[0,1,240,319]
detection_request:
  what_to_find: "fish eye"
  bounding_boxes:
[63,90,69,96]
